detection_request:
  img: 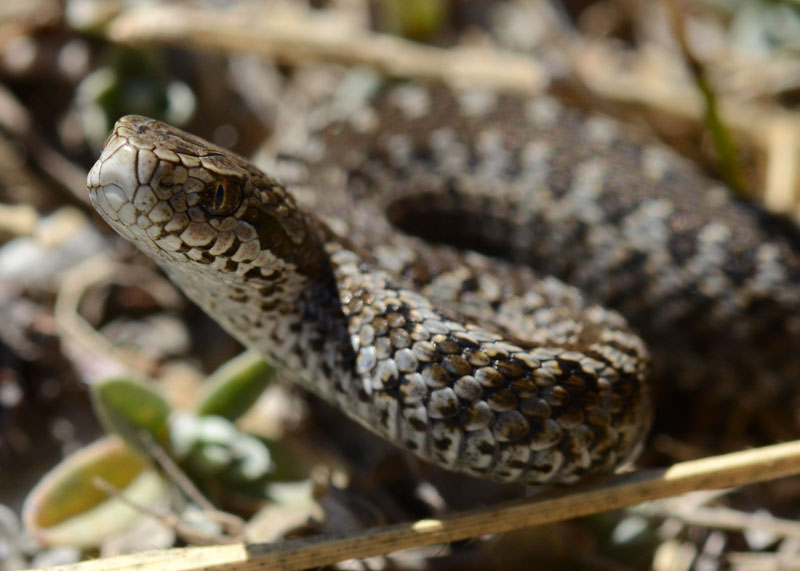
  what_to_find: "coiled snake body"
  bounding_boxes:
[88,84,800,485]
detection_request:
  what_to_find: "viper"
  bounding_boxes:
[87,83,800,485]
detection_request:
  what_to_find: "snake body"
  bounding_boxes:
[87,83,800,485]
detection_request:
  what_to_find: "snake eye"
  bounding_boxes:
[202,180,242,216]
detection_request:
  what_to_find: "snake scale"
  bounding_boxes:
[87,83,800,485]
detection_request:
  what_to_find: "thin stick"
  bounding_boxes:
[92,477,243,546]
[141,432,216,513]
[40,439,800,571]
[92,476,181,528]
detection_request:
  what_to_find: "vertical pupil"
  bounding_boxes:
[214,185,225,209]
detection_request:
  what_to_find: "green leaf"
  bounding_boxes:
[169,413,274,482]
[91,377,172,452]
[195,351,274,420]
[22,436,168,548]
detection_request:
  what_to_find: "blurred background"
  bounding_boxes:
[1,0,800,569]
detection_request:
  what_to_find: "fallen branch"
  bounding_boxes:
[42,439,800,571]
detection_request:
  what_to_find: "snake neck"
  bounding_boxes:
[156,217,362,402]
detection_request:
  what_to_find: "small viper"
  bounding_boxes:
[88,83,800,485]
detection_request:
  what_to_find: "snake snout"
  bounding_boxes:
[87,138,139,223]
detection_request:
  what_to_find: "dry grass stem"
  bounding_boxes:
[40,439,800,571]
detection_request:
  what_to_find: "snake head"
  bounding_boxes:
[87,115,318,277]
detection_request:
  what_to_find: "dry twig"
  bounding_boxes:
[41,439,800,571]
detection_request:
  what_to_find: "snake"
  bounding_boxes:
[87,82,800,485]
